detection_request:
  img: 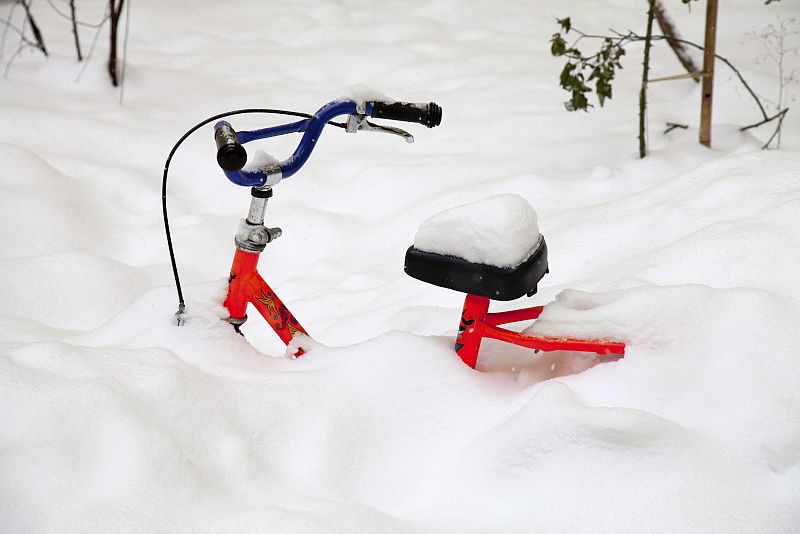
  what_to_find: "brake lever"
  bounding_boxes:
[346,114,414,144]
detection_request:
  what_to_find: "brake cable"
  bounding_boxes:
[162,108,346,324]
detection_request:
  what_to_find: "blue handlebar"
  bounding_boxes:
[216,100,375,187]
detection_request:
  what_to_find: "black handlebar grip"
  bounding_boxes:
[214,121,247,172]
[371,102,442,128]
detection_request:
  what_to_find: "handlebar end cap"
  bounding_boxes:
[426,102,442,128]
[217,144,247,172]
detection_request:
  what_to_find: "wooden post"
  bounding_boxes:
[699,0,719,147]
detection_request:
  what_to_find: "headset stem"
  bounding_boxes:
[247,195,268,225]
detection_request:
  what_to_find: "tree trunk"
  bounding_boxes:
[654,1,701,82]
[108,0,125,86]
[639,0,656,158]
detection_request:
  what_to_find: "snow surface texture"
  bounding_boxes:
[414,194,541,268]
[2,1,800,533]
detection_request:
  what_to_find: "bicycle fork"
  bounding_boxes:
[223,188,307,355]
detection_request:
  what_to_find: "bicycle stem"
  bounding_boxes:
[247,194,268,225]
[235,188,282,253]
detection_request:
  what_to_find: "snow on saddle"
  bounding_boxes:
[404,194,548,301]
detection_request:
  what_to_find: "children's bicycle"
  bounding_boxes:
[163,97,625,369]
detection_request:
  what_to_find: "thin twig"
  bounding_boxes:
[5,1,32,77]
[740,107,788,132]
[75,5,109,82]
[564,28,632,63]
[69,0,81,60]
[761,109,787,149]
[1,1,22,61]
[664,122,689,133]
[118,0,130,103]
[20,0,47,56]
[0,18,39,51]
[4,46,22,78]
[44,0,108,27]
[43,0,69,19]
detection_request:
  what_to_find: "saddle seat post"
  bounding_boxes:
[455,294,490,368]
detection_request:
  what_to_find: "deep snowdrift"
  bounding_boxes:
[1,1,799,532]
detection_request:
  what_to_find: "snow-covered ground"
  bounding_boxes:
[2,1,799,532]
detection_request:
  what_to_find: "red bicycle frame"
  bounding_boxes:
[221,191,626,366]
[455,294,625,369]
[223,242,626,366]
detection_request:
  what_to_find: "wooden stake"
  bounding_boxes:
[699,0,719,147]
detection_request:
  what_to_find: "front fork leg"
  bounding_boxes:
[224,248,308,355]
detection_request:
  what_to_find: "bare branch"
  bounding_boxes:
[43,0,109,28]
[118,0,131,103]
[664,122,689,134]
[20,0,47,56]
[654,0,701,82]
[107,0,124,86]
[759,108,788,148]
[0,18,40,52]
[1,0,22,61]
[4,45,23,78]
[740,107,788,132]
[75,4,109,82]
[69,0,81,60]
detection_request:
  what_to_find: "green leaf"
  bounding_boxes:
[572,90,589,111]
[559,62,576,88]
[550,34,567,56]
[557,17,571,33]
[596,79,612,106]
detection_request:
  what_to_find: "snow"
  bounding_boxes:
[413,194,541,268]
[2,0,800,532]
[339,85,396,106]
[242,149,279,173]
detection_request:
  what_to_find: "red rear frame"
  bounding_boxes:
[455,294,625,369]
